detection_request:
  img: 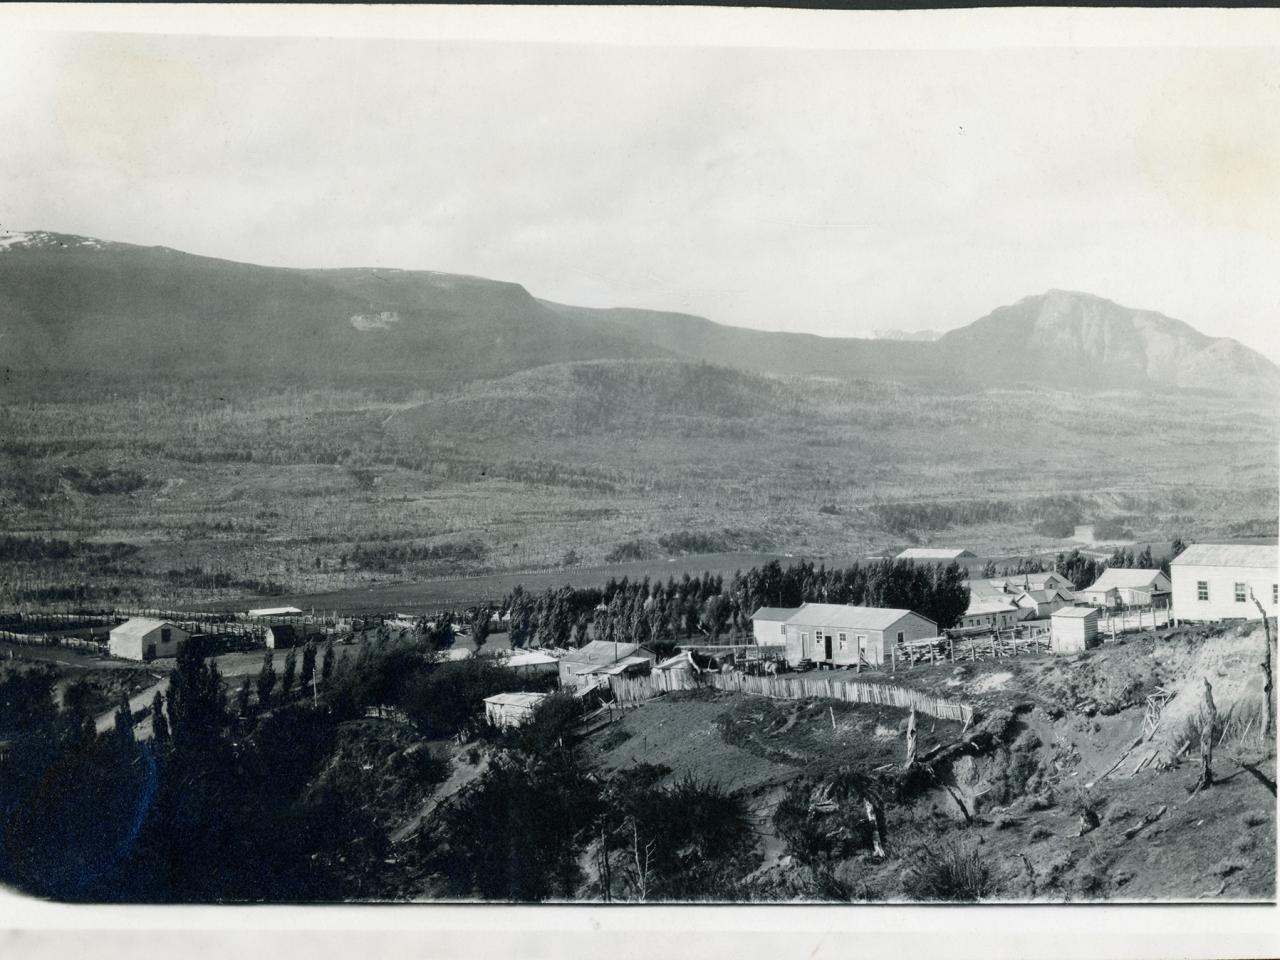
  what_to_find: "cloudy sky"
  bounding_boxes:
[3,13,1279,359]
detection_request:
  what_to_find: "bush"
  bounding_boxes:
[903,836,1001,901]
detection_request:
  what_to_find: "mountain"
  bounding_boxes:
[1,229,1275,396]
[937,290,1280,394]
[873,328,942,341]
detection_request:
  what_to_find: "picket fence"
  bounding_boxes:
[608,669,974,725]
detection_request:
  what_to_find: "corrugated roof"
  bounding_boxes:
[752,606,801,621]
[1170,544,1278,570]
[560,640,641,666]
[896,548,976,560]
[248,606,303,617]
[110,617,178,641]
[784,603,932,631]
[1052,606,1098,619]
[1083,568,1169,592]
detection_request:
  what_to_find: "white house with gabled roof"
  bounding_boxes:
[782,603,937,668]
[109,617,190,661]
[1171,543,1278,623]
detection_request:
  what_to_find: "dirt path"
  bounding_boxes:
[93,677,168,737]
[390,748,489,844]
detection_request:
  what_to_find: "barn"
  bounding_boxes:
[1078,568,1171,610]
[1050,607,1099,654]
[483,692,549,729]
[750,606,799,646]
[109,617,191,661]
[895,548,977,562]
[782,603,937,668]
[1171,543,1279,623]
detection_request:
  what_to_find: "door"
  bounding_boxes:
[824,634,833,660]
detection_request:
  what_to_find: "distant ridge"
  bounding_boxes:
[0,230,1275,396]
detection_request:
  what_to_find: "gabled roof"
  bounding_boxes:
[1052,606,1098,619]
[655,651,702,671]
[896,548,977,560]
[752,606,801,621]
[560,640,641,666]
[110,617,180,641]
[1170,544,1278,570]
[483,692,548,709]
[784,603,933,631]
[1083,568,1169,592]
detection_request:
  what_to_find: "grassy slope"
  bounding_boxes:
[577,623,1277,901]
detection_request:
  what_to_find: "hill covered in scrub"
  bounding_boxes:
[2,229,1276,396]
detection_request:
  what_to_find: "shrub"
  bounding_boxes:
[1028,825,1053,841]
[903,836,1001,901]
[1242,811,1269,829]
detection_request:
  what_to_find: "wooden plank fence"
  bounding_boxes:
[608,669,974,725]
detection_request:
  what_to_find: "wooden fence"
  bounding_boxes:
[608,669,974,725]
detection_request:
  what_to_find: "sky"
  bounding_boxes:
[2,17,1279,361]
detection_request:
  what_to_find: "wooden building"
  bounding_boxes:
[782,603,937,668]
[483,692,549,729]
[1171,543,1278,623]
[750,606,799,646]
[557,640,655,690]
[1049,606,1099,654]
[109,617,191,661]
[1078,568,1171,610]
[957,597,1023,632]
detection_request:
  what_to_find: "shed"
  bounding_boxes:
[557,640,655,689]
[1050,606,1099,654]
[895,548,977,561]
[483,692,549,729]
[782,603,937,667]
[1010,588,1074,620]
[1170,543,1278,623]
[109,618,191,661]
[750,606,799,646]
[1079,568,1171,610]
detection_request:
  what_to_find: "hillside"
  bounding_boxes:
[1,229,1276,396]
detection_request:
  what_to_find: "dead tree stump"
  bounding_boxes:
[1199,678,1217,790]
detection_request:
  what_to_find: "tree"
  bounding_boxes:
[112,692,135,747]
[299,642,317,693]
[321,642,336,687]
[1250,590,1275,752]
[1198,679,1217,790]
[151,690,170,747]
[257,649,277,710]
[234,678,251,718]
[281,649,298,697]
[470,608,493,653]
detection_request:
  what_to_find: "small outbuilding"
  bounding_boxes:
[1050,606,1099,654]
[483,692,549,729]
[109,617,191,661]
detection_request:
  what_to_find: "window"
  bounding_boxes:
[838,632,848,651]
[780,623,786,636]
[1197,581,1209,602]
[1273,584,1278,605]
[1235,582,1247,603]
[897,630,905,643]
[161,628,171,644]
